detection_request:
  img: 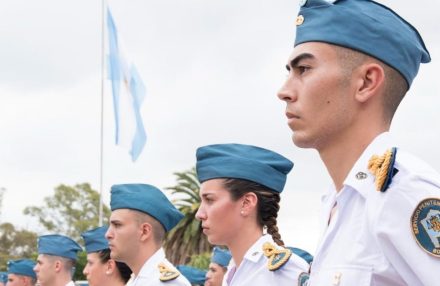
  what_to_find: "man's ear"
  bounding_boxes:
[54,260,62,273]
[354,62,385,103]
[139,222,153,242]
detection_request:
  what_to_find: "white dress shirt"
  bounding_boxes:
[127,248,191,286]
[224,234,309,286]
[309,132,440,286]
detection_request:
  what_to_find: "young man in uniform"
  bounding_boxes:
[7,259,37,286]
[278,0,439,285]
[33,234,82,286]
[105,183,191,286]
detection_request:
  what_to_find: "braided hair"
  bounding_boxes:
[223,178,285,246]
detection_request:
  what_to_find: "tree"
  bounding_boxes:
[23,183,111,242]
[0,222,38,269]
[163,168,212,265]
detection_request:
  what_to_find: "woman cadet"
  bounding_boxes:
[195,143,310,285]
[81,226,132,286]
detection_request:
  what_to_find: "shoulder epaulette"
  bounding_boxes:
[262,242,292,271]
[368,147,398,192]
[158,262,180,282]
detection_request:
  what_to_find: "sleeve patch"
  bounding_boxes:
[411,198,440,257]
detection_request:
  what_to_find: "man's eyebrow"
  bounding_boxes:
[286,53,315,70]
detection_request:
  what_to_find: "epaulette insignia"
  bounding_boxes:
[367,147,398,192]
[158,262,180,282]
[411,198,440,257]
[263,242,292,271]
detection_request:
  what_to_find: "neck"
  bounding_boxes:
[227,224,263,267]
[127,243,160,276]
[54,274,71,286]
[318,123,388,191]
[106,275,126,286]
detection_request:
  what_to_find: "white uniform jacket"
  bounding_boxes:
[127,248,191,286]
[224,234,309,286]
[309,132,440,286]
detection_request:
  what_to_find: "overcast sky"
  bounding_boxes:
[1,0,439,253]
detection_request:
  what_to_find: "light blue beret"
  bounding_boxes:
[0,272,7,283]
[7,259,37,279]
[81,226,109,253]
[176,265,207,285]
[211,246,232,267]
[196,144,293,193]
[37,234,82,261]
[294,0,430,87]
[110,184,184,232]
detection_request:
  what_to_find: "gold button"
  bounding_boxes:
[296,15,305,26]
[332,272,342,286]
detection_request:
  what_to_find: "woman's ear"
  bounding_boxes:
[354,62,385,103]
[240,192,258,216]
[105,259,116,275]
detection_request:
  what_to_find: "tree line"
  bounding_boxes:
[0,168,211,280]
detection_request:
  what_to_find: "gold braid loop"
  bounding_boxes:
[262,242,292,271]
[368,148,393,192]
[158,262,180,281]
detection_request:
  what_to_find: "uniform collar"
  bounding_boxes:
[343,132,396,198]
[242,234,274,264]
[136,248,165,278]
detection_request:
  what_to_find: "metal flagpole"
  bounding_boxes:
[98,0,107,227]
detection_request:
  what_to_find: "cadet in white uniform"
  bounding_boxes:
[106,184,191,286]
[278,0,440,285]
[33,234,82,286]
[195,144,310,286]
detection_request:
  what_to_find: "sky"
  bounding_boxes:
[0,0,439,254]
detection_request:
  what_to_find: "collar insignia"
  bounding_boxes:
[263,242,292,271]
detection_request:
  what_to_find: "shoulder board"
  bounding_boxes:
[262,242,292,271]
[158,262,180,282]
[368,147,398,192]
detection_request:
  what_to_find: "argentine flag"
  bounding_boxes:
[107,8,146,161]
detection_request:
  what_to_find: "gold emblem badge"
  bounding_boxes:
[263,242,292,271]
[158,262,180,281]
[296,15,305,26]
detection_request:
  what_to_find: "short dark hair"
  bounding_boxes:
[334,45,408,122]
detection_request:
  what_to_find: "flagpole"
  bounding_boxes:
[98,0,107,227]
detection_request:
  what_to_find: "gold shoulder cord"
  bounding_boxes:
[158,262,180,282]
[368,148,396,192]
[263,242,292,271]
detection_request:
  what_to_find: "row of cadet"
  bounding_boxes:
[0,233,234,286]
[0,143,314,286]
